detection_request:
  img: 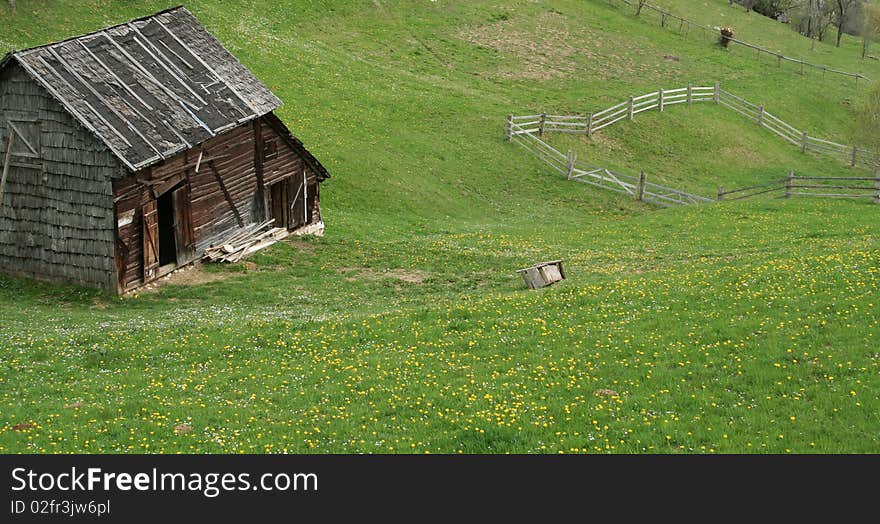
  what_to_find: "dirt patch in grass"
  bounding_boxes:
[133,264,236,294]
[388,269,429,283]
[90,296,109,309]
[338,267,430,283]
[164,265,232,287]
[285,239,318,254]
[458,11,576,80]
[458,10,681,82]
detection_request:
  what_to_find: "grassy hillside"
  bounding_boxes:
[0,0,877,453]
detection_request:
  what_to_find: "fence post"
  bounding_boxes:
[587,112,594,136]
[785,171,794,198]
[777,54,782,68]
[659,88,665,112]
[713,81,720,104]
[539,113,547,137]
[874,174,880,205]
[851,146,858,167]
[566,151,575,180]
[717,186,724,201]
[628,96,634,120]
[636,171,646,201]
[506,114,513,141]
[801,132,808,153]
[687,83,693,106]
[757,106,764,127]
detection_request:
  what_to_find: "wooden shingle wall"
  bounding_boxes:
[0,62,121,290]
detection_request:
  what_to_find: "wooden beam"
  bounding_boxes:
[252,119,268,220]
[5,121,38,157]
[135,154,229,186]
[0,131,15,207]
[207,159,244,227]
[302,170,308,225]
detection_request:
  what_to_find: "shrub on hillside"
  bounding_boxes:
[720,27,735,47]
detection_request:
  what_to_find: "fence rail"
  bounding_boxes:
[716,179,787,201]
[718,172,880,202]
[784,173,880,200]
[606,0,871,85]
[506,84,880,206]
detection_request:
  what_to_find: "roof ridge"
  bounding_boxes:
[13,5,187,56]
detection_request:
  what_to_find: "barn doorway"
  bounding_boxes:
[268,180,288,228]
[141,181,194,283]
[156,189,177,268]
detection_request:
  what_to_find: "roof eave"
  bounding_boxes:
[0,51,15,70]
[262,112,331,181]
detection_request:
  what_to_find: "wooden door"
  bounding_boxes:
[142,200,159,282]
[172,184,195,264]
[288,173,306,229]
[270,181,287,228]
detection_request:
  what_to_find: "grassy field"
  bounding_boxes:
[0,0,877,453]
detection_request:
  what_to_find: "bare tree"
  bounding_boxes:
[833,0,860,47]
[796,0,835,41]
[862,3,880,58]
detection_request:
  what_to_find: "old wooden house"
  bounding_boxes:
[0,6,329,294]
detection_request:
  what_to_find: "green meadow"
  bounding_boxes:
[0,0,877,453]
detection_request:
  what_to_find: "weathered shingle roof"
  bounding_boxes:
[2,6,282,171]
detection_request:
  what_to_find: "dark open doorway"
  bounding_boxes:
[157,189,177,268]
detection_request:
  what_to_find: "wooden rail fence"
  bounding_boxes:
[507,84,880,206]
[507,124,713,206]
[606,0,871,84]
[509,83,880,171]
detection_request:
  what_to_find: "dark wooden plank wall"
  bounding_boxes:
[112,175,147,290]
[0,62,121,290]
[189,124,261,247]
[260,119,319,188]
[113,116,319,291]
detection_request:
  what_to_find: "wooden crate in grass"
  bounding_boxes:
[517,260,565,289]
